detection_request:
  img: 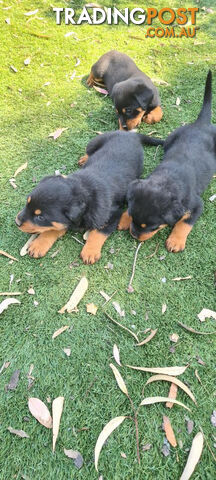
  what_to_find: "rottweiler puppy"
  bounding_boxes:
[119,71,216,253]
[87,50,163,130]
[15,131,164,264]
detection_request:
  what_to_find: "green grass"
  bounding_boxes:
[0,1,216,479]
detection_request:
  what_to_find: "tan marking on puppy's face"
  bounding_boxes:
[126,109,145,130]
[27,196,31,204]
[141,223,146,228]
[18,221,67,234]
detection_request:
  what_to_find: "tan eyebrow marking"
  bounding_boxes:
[35,209,41,215]
[141,223,146,228]
[27,196,31,204]
[122,108,126,113]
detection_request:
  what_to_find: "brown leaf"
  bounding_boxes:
[0,250,18,261]
[58,277,88,313]
[24,9,38,16]
[95,416,126,471]
[179,432,204,480]
[6,369,20,391]
[140,396,191,411]
[127,365,188,376]
[64,449,84,469]
[28,398,52,428]
[86,303,98,315]
[63,348,71,357]
[110,363,128,396]
[49,128,68,140]
[166,383,178,408]
[52,396,64,452]
[52,325,69,339]
[14,161,28,177]
[163,416,177,447]
[177,321,216,335]
[197,308,216,322]
[8,426,29,438]
[93,86,108,95]
[136,329,158,346]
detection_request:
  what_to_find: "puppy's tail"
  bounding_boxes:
[138,134,164,147]
[196,70,212,125]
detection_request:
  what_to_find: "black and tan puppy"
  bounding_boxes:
[119,71,216,253]
[87,50,163,130]
[15,131,164,264]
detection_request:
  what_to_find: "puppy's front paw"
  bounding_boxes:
[118,211,132,231]
[165,234,186,253]
[143,106,163,125]
[28,237,49,258]
[80,244,101,264]
[78,154,88,167]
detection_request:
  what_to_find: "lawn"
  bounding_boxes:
[0,1,216,479]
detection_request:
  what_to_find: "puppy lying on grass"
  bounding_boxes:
[119,71,216,253]
[87,50,163,130]
[16,131,163,264]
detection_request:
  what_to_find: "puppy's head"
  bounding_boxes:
[112,79,154,130]
[15,175,87,234]
[127,177,185,241]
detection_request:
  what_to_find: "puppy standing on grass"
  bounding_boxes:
[15,131,163,264]
[87,50,163,130]
[119,71,216,253]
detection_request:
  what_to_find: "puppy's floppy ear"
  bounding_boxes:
[134,84,154,110]
[163,196,185,225]
[65,200,86,223]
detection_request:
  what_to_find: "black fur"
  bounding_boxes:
[128,70,216,249]
[89,50,161,129]
[16,130,163,243]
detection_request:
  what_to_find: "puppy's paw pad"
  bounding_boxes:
[166,236,186,253]
[80,246,101,265]
[28,239,48,258]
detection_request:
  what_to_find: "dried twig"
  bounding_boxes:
[71,235,84,246]
[128,243,143,289]
[104,312,139,342]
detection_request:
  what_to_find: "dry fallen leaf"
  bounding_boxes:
[20,234,38,256]
[197,308,216,322]
[178,321,216,335]
[110,363,128,396]
[162,304,167,314]
[120,451,127,458]
[0,250,18,261]
[14,162,28,177]
[52,325,69,339]
[112,301,125,317]
[93,86,108,95]
[140,396,191,412]
[179,431,204,480]
[0,298,20,315]
[63,348,71,357]
[209,193,216,202]
[127,365,188,376]
[59,277,88,313]
[163,415,177,447]
[136,329,158,346]
[49,128,68,140]
[28,398,52,428]
[52,396,64,452]
[195,369,202,384]
[113,344,121,366]
[176,97,181,106]
[86,303,98,315]
[142,443,152,451]
[28,288,35,295]
[161,437,170,456]
[166,383,178,408]
[186,419,194,435]
[145,374,196,405]
[170,333,179,343]
[64,449,83,469]
[24,9,38,16]
[0,292,21,296]
[6,369,20,391]
[10,65,18,73]
[8,426,29,438]
[95,416,126,471]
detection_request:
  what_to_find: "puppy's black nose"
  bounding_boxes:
[15,216,22,227]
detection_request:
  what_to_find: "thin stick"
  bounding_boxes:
[101,290,117,308]
[0,292,22,296]
[128,243,143,288]
[153,144,160,163]
[104,312,139,342]
[145,243,159,259]
[128,396,140,464]
[71,235,84,246]
[0,250,18,261]
[199,426,216,462]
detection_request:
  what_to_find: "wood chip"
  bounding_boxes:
[52,326,69,339]
[8,426,29,438]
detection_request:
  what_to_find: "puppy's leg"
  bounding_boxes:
[80,230,108,264]
[78,133,114,166]
[166,202,203,253]
[118,211,132,230]
[87,65,105,88]
[143,106,163,125]
[78,154,89,167]
[28,229,67,258]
